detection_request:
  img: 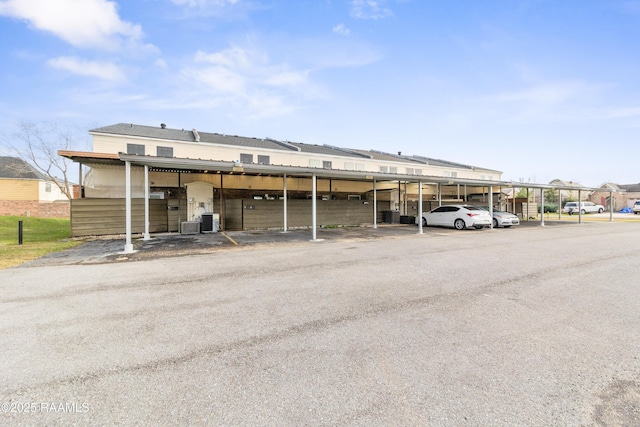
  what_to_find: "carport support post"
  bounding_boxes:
[540,188,545,226]
[373,178,377,229]
[312,173,317,240]
[609,190,614,222]
[124,160,134,253]
[78,163,83,198]
[143,165,150,240]
[489,186,494,229]
[418,181,423,234]
[558,189,562,220]
[578,190,582,224]
[283,174,288,232]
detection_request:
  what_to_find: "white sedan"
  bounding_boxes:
[416,205,491,230]
[477,207,521,228]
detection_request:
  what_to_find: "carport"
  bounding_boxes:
[59,151,615,253]
[117,154,617,253]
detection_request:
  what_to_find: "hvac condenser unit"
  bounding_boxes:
[201,213,219,233]
[181,221,200,235]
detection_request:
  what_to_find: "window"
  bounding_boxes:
[355,163,365,171]
[345,162,355,170]
[450,171,457,178]
[257,155,270,165]
[348,195,361,200]
[45,182,51,192]
[406,168,414,175]
[309,159,322,168]
[415,168,422,175]
[323,161,332,169]
[389,166,398,174]
[157,146,173,157]
[127,143,145,155]
[240,153,253,163]
[379,166,388,173]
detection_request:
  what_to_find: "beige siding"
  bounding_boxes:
[0,179,39,200]
[91,133,502,181]
[71,198,168,237]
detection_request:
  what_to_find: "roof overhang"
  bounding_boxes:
[58,150,613,193]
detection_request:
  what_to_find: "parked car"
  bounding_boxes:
[563,201,605,215]
[477,207,520,228]
[633,201,640,215]
[416,205,491,230]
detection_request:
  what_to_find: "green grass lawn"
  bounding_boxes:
[0,216,82,269]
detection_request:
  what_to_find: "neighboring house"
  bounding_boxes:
[0,156,71,218]
[590,182,640,211]
[548,179,590,202]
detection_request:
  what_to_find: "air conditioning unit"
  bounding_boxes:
[201,213,219,233]
[181,221,200,235]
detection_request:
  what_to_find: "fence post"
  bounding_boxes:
[18,220,23,245]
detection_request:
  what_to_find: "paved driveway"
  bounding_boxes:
[1,222,639,425]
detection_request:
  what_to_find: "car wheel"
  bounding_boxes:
[422,217,427,227]
[454,219,465,230]
[581,209,586,214]
[492,218,499,228]
[598,208,604,213]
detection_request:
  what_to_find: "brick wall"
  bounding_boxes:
[0,200,39,216]
[39,201,70,218]
[0,200,70,218]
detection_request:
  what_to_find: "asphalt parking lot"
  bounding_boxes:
[1,220,639,426]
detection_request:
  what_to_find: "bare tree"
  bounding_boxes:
[2,120,91,200]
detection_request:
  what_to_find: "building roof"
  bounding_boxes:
[0,156,46,180]
[90,123,502,170]
[92,123,366,159]
[613,183,640,192]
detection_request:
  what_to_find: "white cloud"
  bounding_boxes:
[47,56,126,81]
[332,23,350,36]
[0,0,154,51]
[487,81,595,106]
[605,107,640,119]
[179,46,322,118]
[350,0,393,20]
[171,0,239,6]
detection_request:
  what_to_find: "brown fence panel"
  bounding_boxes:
[71,198,167,237]
[239,199,374,230]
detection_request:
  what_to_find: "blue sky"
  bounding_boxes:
[1,0,639,187]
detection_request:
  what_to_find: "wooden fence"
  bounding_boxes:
[71,198,168,237]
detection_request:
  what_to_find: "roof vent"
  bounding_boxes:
[160,123,166,129]
[398,151,402,156]
[192,129,200,142]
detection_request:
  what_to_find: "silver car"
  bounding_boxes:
[417,205,491,230]
[563,201,604,215]
[490,210,520,228]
